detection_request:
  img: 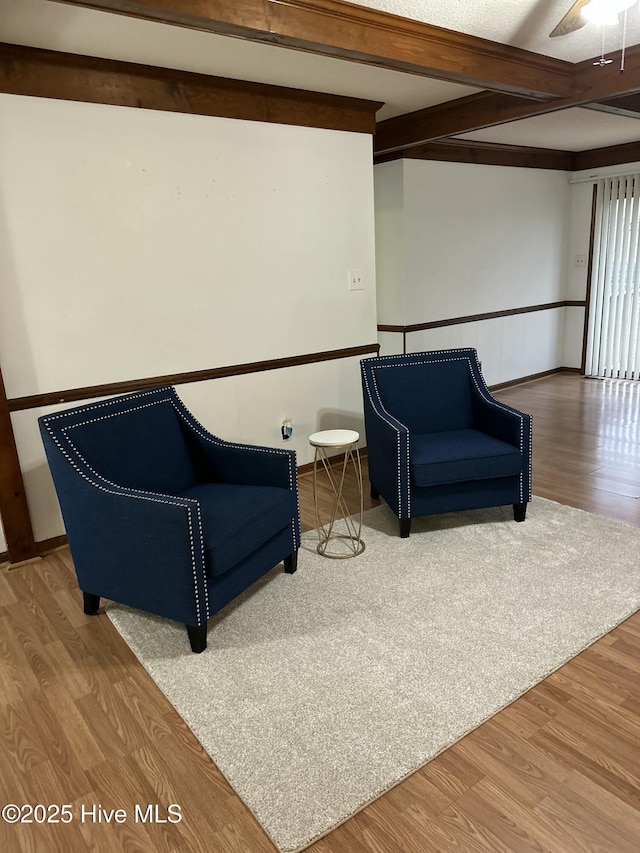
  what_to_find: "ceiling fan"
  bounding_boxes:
[550,0,638,38]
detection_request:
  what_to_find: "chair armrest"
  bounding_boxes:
[362,380,410,518]
[471,388,532,503]
[171,397,300,549]
[173,399,297,489]
[461,353,530,449]
[364,404,409,453]
[191,434,297,490]
[472,392,532,450]
[50,465,210,627]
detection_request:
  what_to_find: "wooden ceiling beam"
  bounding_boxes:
[375,136,640,174]
[374,139,575,170]
[50,0,572,98]
[375,44,640,155]
[583,92,640,121]
[18,1,640,160]
[574,139,640,171]
[374,92,576,154]
[0,42,382,133]
[572,45,640,103]
[374,137,640,172]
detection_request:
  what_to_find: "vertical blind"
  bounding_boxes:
[585,174,640,379]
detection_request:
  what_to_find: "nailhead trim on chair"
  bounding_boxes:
[361,364,410,519]
[361,348,532,511]
[168,389,301,552]
[61,399,210,619]
[42,384,302,626]
[41,392,208,624]
[462,354,531,503]
[373,370,409,519]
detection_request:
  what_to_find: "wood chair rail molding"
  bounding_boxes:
[377,301,586,335]
[6,343,380,412]
[51,0,571,98]
[0,366,584,565]
[0,343,379,564]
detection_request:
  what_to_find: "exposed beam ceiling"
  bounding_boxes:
[375,92,565,154]
[50,0,572,97]
[374,138,575,171]
[19,0,640,163]
[375,46,640,155]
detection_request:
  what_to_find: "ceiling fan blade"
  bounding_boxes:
[549,0,590,37]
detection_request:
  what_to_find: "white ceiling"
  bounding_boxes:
[2,0,640,153]
[456,107,640,150]
[0,0,482,121]
[347,0,640,62]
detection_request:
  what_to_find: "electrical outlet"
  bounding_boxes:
[348,269,364,291]
[575,255,587,268]
[281,419,292,441]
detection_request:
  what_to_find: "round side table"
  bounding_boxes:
[309,429,365,559]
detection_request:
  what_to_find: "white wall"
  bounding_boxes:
[0,94,378,544]
[374,159,574,384]
[563,178,594,369]
[0,95,377,395]
[402,310,565,387]
[373,159,405,325]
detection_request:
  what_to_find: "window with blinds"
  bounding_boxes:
[585,174,640,379]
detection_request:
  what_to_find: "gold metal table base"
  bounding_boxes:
[309,430,365,559]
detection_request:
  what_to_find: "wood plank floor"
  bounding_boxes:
[2,372,640,852]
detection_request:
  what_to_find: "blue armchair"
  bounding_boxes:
[360,349,532,537]
[39,386,300,652]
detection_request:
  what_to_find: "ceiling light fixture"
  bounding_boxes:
[584,0,637,70]
[582,0,636,26]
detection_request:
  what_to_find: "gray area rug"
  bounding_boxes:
[107,497,640,852]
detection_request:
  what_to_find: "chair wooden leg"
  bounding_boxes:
[83,592,100,615]
[284,551,298,574]
[399,517,411,538]
[370,483,380,500]
[186,624,207,653]
[513,502,527,522]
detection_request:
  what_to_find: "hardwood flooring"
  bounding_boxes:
[2,372,640,852]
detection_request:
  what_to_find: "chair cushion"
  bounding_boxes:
[410,429,523,487]
[179,482,296,577]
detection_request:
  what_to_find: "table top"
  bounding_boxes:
[309,429,360,448]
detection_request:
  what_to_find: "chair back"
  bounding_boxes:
[40,387,197,495]
[362,350,477,433]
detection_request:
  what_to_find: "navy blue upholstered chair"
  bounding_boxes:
[360,349,532,537]
[39,386,300,653]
